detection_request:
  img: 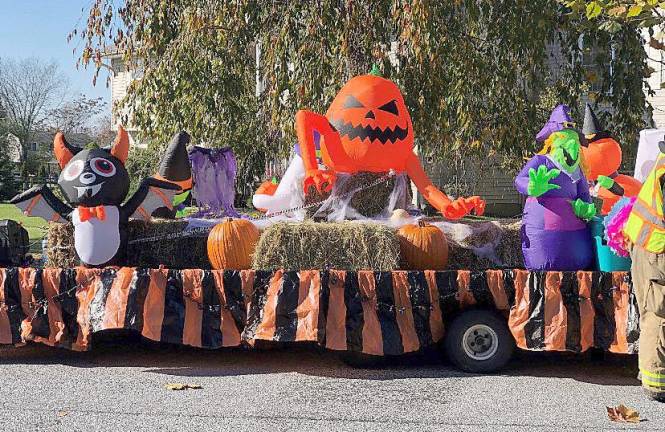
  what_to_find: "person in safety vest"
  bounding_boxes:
[624,138,665,402]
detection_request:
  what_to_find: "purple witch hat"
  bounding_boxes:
[536,104,574,142]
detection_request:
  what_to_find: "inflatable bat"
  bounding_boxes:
[11,127,191,267]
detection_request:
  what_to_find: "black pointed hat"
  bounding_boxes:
[582,103,603,136]
[157,131,192,190]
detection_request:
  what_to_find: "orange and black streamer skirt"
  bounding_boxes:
[0,268,639,355]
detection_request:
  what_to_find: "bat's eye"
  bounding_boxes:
[62,160,84,181]
[90,157,116,177]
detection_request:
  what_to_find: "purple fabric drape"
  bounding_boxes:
[189,146,240,218]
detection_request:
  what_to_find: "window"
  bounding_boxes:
[578,35,614,96]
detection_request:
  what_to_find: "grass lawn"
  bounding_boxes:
[0,203,47,252]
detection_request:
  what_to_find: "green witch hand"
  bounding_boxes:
[596,175,614,190]
[527,165,561,197]
[571,199,596,221]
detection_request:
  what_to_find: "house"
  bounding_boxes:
[6,130,92,184]
[5,134,22,163]
[103,49,145,148]
[644,28,665,128]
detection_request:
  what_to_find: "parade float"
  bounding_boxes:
[0,79,642,373]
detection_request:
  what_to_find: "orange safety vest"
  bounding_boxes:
[624,154,665,253]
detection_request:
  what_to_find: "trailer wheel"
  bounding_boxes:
[443,309,514,373]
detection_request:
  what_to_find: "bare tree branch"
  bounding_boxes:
[0,57,69,162]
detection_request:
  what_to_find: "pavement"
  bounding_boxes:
[0,335,663,432]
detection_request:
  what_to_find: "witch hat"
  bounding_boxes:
[536,104,574,142]
[582,103,603,136]
[155,131,193,191]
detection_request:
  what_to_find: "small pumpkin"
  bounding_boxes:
[207,218,260,270]
[397,220,448,270]
[390,208,413,227]
[254,178,279,212]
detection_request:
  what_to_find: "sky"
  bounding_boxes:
[0,0,110,103]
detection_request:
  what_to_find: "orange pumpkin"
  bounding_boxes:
[397,220,448,270]
[207,218,260,270]
[324,74,415,173]
[256,178,278,196]
[254,178,279,212]
[581,137,622,181]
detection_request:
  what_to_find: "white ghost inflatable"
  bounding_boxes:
[253,133,323,218]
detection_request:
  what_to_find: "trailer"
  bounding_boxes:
[0,266,638,373]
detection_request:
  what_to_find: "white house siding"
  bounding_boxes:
[108,55,145,148]
[643,28,665,128]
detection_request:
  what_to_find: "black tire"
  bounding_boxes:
[339,352,385,368]
[443,309,515,373]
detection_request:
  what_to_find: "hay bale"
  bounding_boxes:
[438,218,524,270]
[45,216,524,271]
[493,220,524,269]
[45,222,79,268]
[46,219,210,269]
[253,221,400,271]
[307,172,410,219]
[126,219,210,269]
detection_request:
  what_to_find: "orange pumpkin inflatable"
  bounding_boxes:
[253,178,278,213]
[295,71,484,220]
[580,104,641,215]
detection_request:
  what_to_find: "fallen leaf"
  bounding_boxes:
[606,404,640,423]
[165,383,202,391]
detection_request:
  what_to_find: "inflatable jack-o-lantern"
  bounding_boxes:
[324,74,415,172]
[295,72,484,220]
[580,103,641,215]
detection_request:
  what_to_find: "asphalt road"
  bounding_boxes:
[0,336,663,432]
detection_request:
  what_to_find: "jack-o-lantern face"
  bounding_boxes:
[325,75,414,172]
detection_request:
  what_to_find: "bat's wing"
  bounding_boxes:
[123,177,181,221]
[9,185,72,222]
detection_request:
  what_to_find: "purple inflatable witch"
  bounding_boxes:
[536,104,575,143]
[515,129,596,271]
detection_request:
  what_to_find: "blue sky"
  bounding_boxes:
[0,0,110,103]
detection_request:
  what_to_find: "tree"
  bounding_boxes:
[561,1,665,31]
[42,94,107,136]
[72,0,650,194]
[561,2,665,80]
[89,113,116,147]
[0,121,18,200]
[0,58,69,164]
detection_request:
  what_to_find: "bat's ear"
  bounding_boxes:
[110,125,130,164]
[54,132,80,169]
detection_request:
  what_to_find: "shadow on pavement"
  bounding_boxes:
[0,330,639,385]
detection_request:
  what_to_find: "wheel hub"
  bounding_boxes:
[462,324,499,361]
